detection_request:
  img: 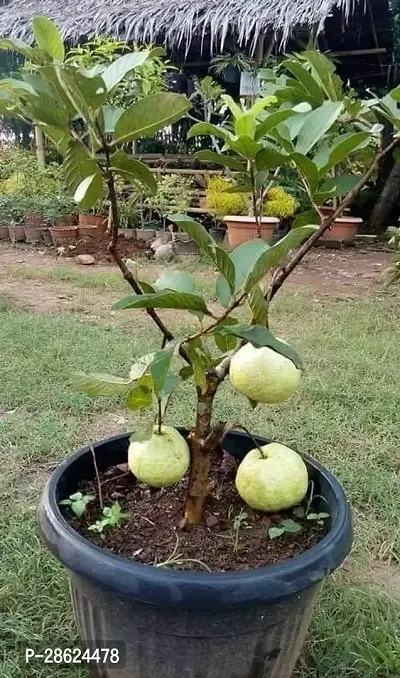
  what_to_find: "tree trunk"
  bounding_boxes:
[367,161,400,234]
[34,126,45,167]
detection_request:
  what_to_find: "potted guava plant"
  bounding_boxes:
[3,21,400,678]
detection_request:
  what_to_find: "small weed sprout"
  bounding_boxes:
[231,507,250,552]
[59,492,94,519]
[88,502,129,535]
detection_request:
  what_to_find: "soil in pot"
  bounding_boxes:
[24,225,43,243]
[67,454,326,572]
[8,224,25,242]
[50,226,77,245]
[225,216,279,248]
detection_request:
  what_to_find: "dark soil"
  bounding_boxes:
[72,233,148,261]
[67,453,326,573]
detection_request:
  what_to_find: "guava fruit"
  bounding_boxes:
[128,425,190,488]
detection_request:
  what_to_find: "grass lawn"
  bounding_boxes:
[0,258,399,677]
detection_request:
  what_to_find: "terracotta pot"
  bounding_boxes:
[224,216,279,248]
[8,224,25,242]
[78,225,102,240]
[50,226,78,246]
[174,232,198,255]
[24,225,43,243]
[136,228,156,243]
[41,227,53,246]
[52,216,76,230]
[320,217,362,244]
[319,206,351,218]
[0,225,9,240]
[79,213,107,231]
[25,212,44,228]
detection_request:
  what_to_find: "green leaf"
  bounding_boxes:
[160,374,179,400]
[248,95,277,117]
[194,149,244,171]
[314,175,359,204]
[101,106,124,133]
[74,372,134,396]
[254,110,297,141]
[255,147,289,171]
[125,384,153,410]
[168,214,235,291]
[63,139,98,192]
[296,102,343,155]
[282,60,324,106]
[214,331,237,352]
[0,37,38,60]
[269,526,285,539]
[115,93,190,143]
[130,422,155,444]
[74,173,103,210]
[154,270,196,294]
[301,51,341,100]
[226,135,263,160]
[102,51,150,91]
[293,209,321,229]
[280,519,302,533]
[221,94,243,118]
[390,85,400,102]
[319,132,370,176]
[235,114,256,139]
[248,285,269,325]
[71,500,86,518]
[112,291,211,315]
[55,66,107,118]
[110,150,156,195]
[149,346,175,395]
[215,324,303,369]
[32,16,65,61]
[215,238,269,307]
[244,226,317,292]
[187,122,228,141]
[290,153,319,194]
[184,343,208,393]
[43,126,71,154]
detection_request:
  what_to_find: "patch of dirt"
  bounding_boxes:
[66,233,148,261]
[0,278,81,313]
[288,247,394,296]
[68,453,325,573]
[364,561,400,602]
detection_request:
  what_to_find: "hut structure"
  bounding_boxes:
[0,0,392,86]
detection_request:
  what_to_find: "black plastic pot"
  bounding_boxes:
[39,431,352,678]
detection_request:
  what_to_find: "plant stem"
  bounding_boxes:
[101,142,191,365]
[157,397,162,435]
[267,139,399,301]
[185,376,219,525]
[250,164,262,238]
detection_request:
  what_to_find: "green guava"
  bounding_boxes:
[235,442,308,511]
[229,343,301,403]
[128,425,190,488]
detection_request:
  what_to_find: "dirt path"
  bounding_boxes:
[0,242,396,314]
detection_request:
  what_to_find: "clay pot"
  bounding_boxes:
[320,217,362,245]
[41,227,53,246]
[25,212,44,228]
[319,206,351,218]
[78,213,107,231]
[124,229,137,240]
[174,232,198,255]
[224,216,279,248]
[50,226,78,246]
[52,216,76,230]
[78,225,102,240]
[136,228,156,243]
[24,225,43,243]
[8,224,25,242]
[0,225,9,240]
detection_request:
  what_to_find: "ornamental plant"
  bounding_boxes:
[2,19,400,525]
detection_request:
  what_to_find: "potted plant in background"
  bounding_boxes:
[43,196,77,245]
[3,21,400,678]
[144,173,194,251]
[0,194,25,241]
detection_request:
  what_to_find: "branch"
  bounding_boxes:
[267,138,400,301]
[102,142,191,365]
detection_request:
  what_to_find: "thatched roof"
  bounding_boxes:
[0,0,358,52]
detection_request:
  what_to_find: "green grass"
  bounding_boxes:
[0,259,400,677]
